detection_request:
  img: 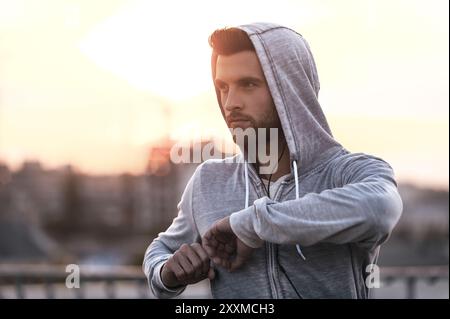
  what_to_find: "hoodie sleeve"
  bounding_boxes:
[142,170,200,298]
[229,154,403,249]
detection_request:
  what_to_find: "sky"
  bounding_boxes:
[0,0,448,188]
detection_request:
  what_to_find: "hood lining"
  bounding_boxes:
[253,31,301,165]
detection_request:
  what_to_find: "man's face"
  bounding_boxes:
[214,50,281,131]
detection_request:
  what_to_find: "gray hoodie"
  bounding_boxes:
[143,22,403,299]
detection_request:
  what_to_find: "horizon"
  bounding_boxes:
[1,156,448,192]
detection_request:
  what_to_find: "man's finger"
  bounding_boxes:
[168,261,186,283]
[203,241,217,258]
[204,233,219,248]
[177,253,195,278]
[229,241,253,272]
[224,242,236,254]
[213,231,232,245]
[192,243,210,274]
[203,232,220,254]
[215,248,232,259]
[217,242,226,252]
[212,255,234,271]
[185,245,203,278]
[203,229,213,240]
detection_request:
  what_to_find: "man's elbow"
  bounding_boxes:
[372,188,403,243]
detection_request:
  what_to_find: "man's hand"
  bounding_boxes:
[161,243,215,288]
[202,216,254,272]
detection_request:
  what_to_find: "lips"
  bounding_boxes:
[226,115,251,126]
[228,119,251,128]
[229,118,249,124]
[232,122,250,130]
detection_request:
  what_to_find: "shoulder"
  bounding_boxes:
[194,153,242,177]
[329,150,396,185]
[330,151,393,171]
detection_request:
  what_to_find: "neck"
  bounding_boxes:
[256,137,290,181]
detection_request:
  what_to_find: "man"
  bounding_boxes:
[143,22,403,298]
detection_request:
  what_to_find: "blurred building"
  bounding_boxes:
[1,145,447,266]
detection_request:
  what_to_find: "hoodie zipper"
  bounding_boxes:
[247,163,282,299]
[263,177,301,299]
[266,242,279,299]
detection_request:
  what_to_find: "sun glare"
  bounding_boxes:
[77,0,305,101]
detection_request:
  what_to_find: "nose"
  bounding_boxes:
[223,88,243,113]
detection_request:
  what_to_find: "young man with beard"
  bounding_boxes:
[143,23,402,299]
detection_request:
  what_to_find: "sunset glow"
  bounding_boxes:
[0,0,448,188]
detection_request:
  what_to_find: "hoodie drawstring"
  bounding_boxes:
[243,160,306,260]
[244,160,249,208]
[293,160,306,260]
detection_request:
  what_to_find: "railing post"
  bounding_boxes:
[406,277,417,299]
[105,279,115,299]
[44,277,55,299]
[74,283,84,299]
[15,276,25,299]
[138,279,148,299]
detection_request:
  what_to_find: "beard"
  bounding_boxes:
[228,108,282,159]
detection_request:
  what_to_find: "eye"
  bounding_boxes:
[243,81,256,88]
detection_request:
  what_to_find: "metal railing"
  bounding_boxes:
[378,265,449,299]
[0,264,150,299]
[0,264,448,299]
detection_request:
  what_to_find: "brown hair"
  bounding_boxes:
[208,27,255,55]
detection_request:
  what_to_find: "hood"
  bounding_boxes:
[211,22,341,175]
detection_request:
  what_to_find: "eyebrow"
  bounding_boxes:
[214,76,264,87]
